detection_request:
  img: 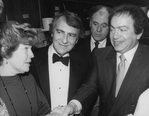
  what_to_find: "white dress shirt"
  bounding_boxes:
[116,44,138,78]
[90,36,107,52]
[48,44,70,110]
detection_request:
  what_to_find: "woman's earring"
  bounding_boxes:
[6,61,8,64]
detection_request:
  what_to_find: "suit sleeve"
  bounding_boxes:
[73,54,99,114]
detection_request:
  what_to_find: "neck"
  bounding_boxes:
[0,64,17,76]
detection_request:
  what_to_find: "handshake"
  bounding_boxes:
[46,102,80,116]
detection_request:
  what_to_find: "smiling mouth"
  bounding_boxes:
[94,34,102,36]
[113,41,123,45]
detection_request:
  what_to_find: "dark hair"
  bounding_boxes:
[0,21,46,63]
[109,4,147,35]
[89,5,112,20]
[50,10,85,39]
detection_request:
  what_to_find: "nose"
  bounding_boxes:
[62,34,68,44]
[29,49,34,58]
[97,25,102,32]
[113,30,120,39]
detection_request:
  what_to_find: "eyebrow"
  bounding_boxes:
[56,28,77,36]
[110,25,128,28]
[93,21,108,25]
[69,33,77,36]
[102,23,108,25]
[56,28,63,32]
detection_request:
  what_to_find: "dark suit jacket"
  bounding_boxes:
[73,43,149,116]
[30,45,88,107]
[74,35,111,58]
[73,35,111,116]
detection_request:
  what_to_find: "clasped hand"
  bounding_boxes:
[45,104,74,116]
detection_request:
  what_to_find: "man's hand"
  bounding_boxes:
[45,106,65,116]
[63,102,80,116]
[45,102,80,116]
[62,104,74,116]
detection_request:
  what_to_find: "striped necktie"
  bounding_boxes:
[115,54,126,96]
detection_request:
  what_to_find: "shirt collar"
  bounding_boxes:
[91,36,107,46]
[117,43,139,64]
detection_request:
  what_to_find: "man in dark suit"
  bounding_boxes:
[30,11,88,111]
[75,5,112,58]
[74,5,112,116]
[51,4,149,116]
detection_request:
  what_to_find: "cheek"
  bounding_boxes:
[110,33,114,40]
[70,39,78,46]
[16,58,26,66]
[69,44,75,49]
[103,29,109,35]
[92,26,97,31]
[91,24,96,30]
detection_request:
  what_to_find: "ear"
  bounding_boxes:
[75,39,78,44]
[51,33,53,37]
[137,31,144,40]
[89,20,91,27]
[1,46,8,59]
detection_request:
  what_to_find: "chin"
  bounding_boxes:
[21,67,30,73]
[24,68,30,72]
[58,51,69,56]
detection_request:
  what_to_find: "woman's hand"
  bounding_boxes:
[0,98,10,116]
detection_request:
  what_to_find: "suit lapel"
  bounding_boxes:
[104,50,117,105]
[33,47,51,104]
[85,36,92,55]
[67,54,84,102]
[109,44,147,116]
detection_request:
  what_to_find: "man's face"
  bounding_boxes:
[52,17,79,56]
[110,14,142,54]
[90,8,109,42]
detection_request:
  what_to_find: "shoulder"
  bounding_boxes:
[70,51,85,62]
[69,51,89,67]
[32,45,49,60]
[20,73,36,84]
[137,44,149,58]
[76,35,91,46]
[94,46,114,57]
[139,43,149,51]
[32,45,49,56]
[80,35,91,42]
[91,46,115,63]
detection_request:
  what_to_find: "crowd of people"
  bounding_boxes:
[0,0,149,116]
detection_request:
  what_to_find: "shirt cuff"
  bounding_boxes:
[69,99,82,114]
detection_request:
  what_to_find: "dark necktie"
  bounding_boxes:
[92,41,99,53]
[52,53,69,66]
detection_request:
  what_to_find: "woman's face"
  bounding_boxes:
[7,44,34,74]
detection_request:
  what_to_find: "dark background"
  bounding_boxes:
[2,0,149,36]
